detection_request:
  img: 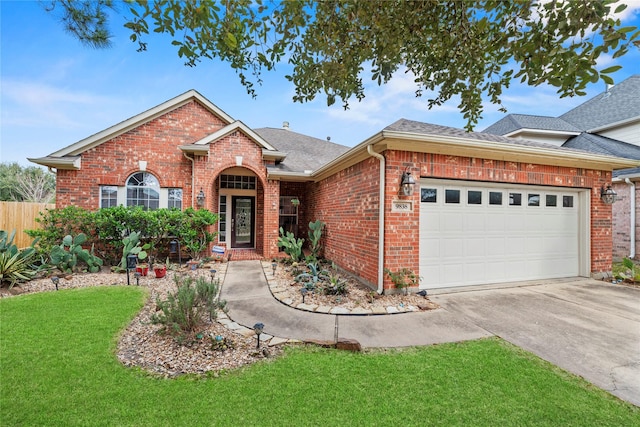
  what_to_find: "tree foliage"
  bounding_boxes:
[44,0,639,128]
[0,162,55,203]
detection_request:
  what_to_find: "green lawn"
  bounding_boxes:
[1,287,638,426]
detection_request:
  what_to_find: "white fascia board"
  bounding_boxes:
[503,129,581,138]
[178,144,210,154]
[266,169,313,181]
[48,90,234,158]
[587,115,640,133]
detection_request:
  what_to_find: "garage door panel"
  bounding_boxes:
[442,213,464,232]
[420,180,584,289]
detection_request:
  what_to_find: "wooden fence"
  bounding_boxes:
[0,201,55,248]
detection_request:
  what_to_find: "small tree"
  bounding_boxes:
[175,208,218,261]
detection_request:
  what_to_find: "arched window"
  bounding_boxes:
[126,172,160,209]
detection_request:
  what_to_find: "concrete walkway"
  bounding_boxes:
[220,260,490,347]
[220,260,640,406]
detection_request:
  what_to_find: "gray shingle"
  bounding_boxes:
[255,127,350,173]
[385,118,585,152]
[560,75,640,130]
[562,133,640,160]
[613,166,640,179]
[483,114,580,135]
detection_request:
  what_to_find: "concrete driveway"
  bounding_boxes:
[430,278,640,406]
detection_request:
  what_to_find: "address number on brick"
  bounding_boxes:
[391,200,413,212]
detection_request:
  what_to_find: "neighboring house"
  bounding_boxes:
[484,75,640,261]
[29,90,637,292]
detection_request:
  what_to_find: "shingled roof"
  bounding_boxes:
[562,133,640,160]
[255,127,350,173]
[560,75,640,131]
[483,114,581,135]
[384,118,588,153]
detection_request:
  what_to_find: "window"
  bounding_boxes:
[279,196,299,235]
[100,186,118,208]
[220,174,256,190]
[563,195,574,208]
[546,195,557,207]
[445,189,460,204]
[528,194,540,206]
[168,188,182,209]
[219,195,227,242]
[489,191,502,205]
[421,188,437,203]
[468,190,482,205]
[509,193,522,206]
[126,172,160,210]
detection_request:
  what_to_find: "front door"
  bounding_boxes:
[231,196,255,248]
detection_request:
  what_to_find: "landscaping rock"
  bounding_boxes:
[336,338,362,352]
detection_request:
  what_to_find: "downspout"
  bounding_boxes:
[367,145,385,294]
[625,178,636,258]
[184,152,195,207]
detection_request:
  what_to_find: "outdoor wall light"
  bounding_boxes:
[170,239,181,267]
[196,188,206,207]
[400,169,416,196]
[51,276,59,291]
[600,184,617,205]
[253,322,265,348]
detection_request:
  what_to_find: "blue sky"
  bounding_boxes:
[2,1,640,167]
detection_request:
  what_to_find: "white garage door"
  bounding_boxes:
[419,179,588,289]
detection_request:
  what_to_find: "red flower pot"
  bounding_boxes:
[135,266,148,276]
[154,266,167,278]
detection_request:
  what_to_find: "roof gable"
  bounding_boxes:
[28,90,235,168]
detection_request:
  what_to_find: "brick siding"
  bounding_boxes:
[309,150,615,291]
[612,182,639,260]
[55,101,227,209]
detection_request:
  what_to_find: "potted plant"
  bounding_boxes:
[136,263,149,276]
[153,262,167,278]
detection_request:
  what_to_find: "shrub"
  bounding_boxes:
[176,208,218,261]
[152,275,226,341]
[26,206,95,256]
[384,268,421,295]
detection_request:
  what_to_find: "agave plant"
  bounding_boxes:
[0,230,37,289]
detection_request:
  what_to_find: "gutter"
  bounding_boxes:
[367,145,385,294]
[626,178,636,258]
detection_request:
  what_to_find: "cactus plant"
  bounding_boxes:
[49,233,103,274]
[114,231,150,272]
